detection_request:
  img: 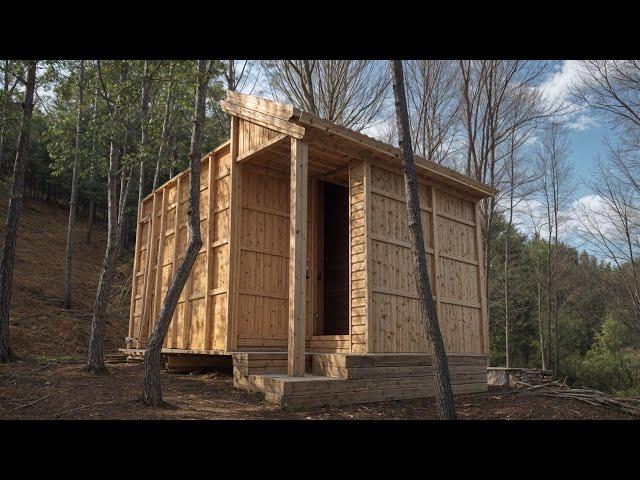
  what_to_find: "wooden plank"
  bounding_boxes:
[137,192,159,345]
[128,198,144,346]
[432,186,442,319]
[220,100,305,139]
[153,189,168,346]
[169,177,182,348]
[475,201,489,356]
[204,154,216,350]
[288,137,308,376]
[364,160,373,353]
[236,133,288,163]
[226,116,241,352]
[226,90,297,120]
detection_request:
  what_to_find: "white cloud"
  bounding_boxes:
[538,60,584,104]
[537,60,599,133]
[508,194,613,257]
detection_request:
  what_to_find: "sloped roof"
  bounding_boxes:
[220,90,497,199]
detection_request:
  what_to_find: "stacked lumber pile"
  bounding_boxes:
[518,380,640,417]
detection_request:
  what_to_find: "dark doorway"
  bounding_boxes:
[319,181,349,335]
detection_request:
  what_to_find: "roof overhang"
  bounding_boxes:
[220,90,498,200]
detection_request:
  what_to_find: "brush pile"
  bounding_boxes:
[517,380,640,417]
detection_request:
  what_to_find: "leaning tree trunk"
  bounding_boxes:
[390,60,456,420]
[141,60,209,407]
[0,61,37,363]
[64,60,85,309]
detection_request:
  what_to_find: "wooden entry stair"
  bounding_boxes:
[233,351,487,408]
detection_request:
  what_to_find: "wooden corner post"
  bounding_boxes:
[288,137,308,376]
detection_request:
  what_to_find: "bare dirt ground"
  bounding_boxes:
[0,195,635,420]
[0,359,634,420]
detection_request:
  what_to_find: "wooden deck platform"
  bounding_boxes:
[119,348,488,408]
[233,352,488,408]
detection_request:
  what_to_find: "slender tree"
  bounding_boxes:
[87,61,135,373]
[141,60,211,406]
[390,60,456,420]
[85,81,99,244]
[0,60,37,363]
[152,62,175,190]
[138,60,153,208]
[64,60,85,309]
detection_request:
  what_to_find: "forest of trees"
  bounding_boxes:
[0,60,639,398]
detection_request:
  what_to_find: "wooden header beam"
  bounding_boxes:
[288,137,308,376]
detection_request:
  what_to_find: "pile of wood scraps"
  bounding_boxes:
[517,380,640,417]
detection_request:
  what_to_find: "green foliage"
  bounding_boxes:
[563,314,640,396]
[488,209,640,396]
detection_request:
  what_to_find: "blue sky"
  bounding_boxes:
[539,60,606,198]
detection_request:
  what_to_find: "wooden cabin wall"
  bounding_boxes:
[231,118,350,352]
[128,143,231,352]
[349,159,367,353]
[364,160,487,355]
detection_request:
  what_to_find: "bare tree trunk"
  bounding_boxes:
[141,60,210,407]
[86,83,99,244]
[64,60,85,309]
[504,145,515,368]
[87,61,132,374]
[390,60,456,420]
[0,61,37,363]
[0,61,11,174]
[152,63,175,191]
[537,281,546,369]
[138,61,151,208]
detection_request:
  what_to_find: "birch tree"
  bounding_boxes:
[0,60,37,363]
[390,60,456,420]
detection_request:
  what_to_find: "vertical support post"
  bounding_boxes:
[363,160,373,353]
[169,176,182,348]
[431,186,442,321]
[128,198,144,348]
[288,137,308,376]
[204,153,216,350]
[226,116,241,352]
[475,201,489,355]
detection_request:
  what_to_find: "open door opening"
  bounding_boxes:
[315,180,349,336]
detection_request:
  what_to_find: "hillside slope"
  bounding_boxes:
[0,193,131,361]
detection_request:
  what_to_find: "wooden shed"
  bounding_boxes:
[124,91,497,407]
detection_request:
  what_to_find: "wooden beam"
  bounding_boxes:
[288,137,308,376]
[225,90,298,120]
[236,133,288,163]
[226,116,241,352]
[169,177,182,348]
[152,189,168,345]
[220,100,305,139]
[203,153,216,350]
[475,201,489,356]
[431,187,442,322]
[128,198,145,347]
[137,192,159,346]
